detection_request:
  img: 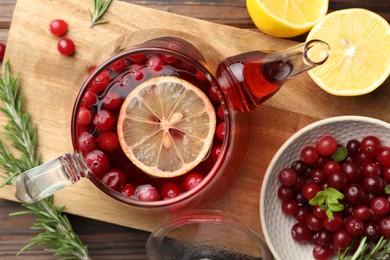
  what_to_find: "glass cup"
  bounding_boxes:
[14,29,330,211]
[146,210,273,260]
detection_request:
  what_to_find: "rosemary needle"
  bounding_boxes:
[0,60,90,259]
[89,0,113,27]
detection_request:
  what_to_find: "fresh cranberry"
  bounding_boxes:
[370,196,389,216]
[306,214,323,231]
[315,135,338,156]
[362,176,383,194]
[81,90,98,107]
[85,150,110,177]
[216,122,226,141]
[92,70,111,93]
[134,184,160,201]
[77,107,93,126]
[327,172,347,191]
[333,229,353,249]
[282,200,299,215]
[109,58,128,73]
[146,55,163,74]
[161,183,181,199]
[301,146,319,165]
[323,213,343,232]
[57,37,75,56]
[78,132,97,154]
[365,222,380,241]
[378,216,390,238]
[161,54,178,64]
[277,186,295,201]
[49,19,68,36]
[376,146,390,167]
[314,230,333,246]
[357,152,374,165]
[129,64,144,81]
[310,169,327,185]
[0,43,6,62]
[344,184,364,205]
[291,222,313,243]
[294,207,310,223]
[294,175,307,192]
[102,168,126,191]
[312,206,327,219]
[341,162,363,183]
[195,69,208,81]
[97,131,119,151]
[103,90,123,110]
[346,139,361,155]
[184,173,204,190]
[362,162,381,177]
[93,109,115,131]
[352,205,371,221]
[121,184,135,197]
[301,183,320,200]
[345,216,364,237]
[382,166,390,182]
[313,245,332,260]
[361,135,381,157]
[291,160,307,175]
[211,144,223,161]
[323,161,340,175]
[278,168,297,187]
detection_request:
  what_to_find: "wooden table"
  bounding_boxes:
[0,1,389,259]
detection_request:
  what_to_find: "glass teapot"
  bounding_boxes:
[14,29,330,210]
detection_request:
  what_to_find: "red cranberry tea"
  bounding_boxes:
[74,51,226,203]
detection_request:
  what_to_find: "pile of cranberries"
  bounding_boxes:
[277,135,390,259]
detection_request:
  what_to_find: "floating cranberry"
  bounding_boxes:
[184,173,204,190]
[121,184,135,197]
[128,53,145,64]
[93,109,115,131]
[77,107,93,126]
[134,184,160,201]
[81,90,98,107]
[109,58,127,73]
[215,122,226,141]
[85,150,110,177]
[92,70,111,93]
[102,168,126,191]
[103,90,122,110]
[217,105,225,120]
[161,183,181,199]
[57,37,75,56]
[49,19,68,36]
[211,144,223,161]
[146,55,163,74]
[209,85,220,102]
[78,132,97,154]
[97,131,119,151]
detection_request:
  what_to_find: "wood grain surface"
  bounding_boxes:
[0,0,389,259]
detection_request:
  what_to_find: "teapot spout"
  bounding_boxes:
[216,40,331,112]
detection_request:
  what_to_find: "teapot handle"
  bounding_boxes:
[15,153,86,203]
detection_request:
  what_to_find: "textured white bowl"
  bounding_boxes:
[260,116,390,260]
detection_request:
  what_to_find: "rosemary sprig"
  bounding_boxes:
[89,0,113,27]
[338,236,390,260]
[0,60,90,259]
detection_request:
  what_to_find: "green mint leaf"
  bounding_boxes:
[325,209,334,220]
[326,187,344,200]
[331,146,348,162]
[309,191,325,206]
[328,203,344,212]
[385,185,390,195]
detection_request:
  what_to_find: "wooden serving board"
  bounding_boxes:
[1,0,390,233]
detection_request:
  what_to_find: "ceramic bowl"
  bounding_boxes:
[260,116,390,260]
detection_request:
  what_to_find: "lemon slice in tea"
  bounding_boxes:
[307,8,390,96]
[117,76,217,178]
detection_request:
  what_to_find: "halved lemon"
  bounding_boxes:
[307,8,390,96]
[117,76,216,178]
[246,0,329,38]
